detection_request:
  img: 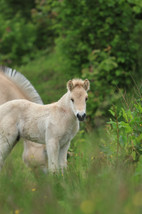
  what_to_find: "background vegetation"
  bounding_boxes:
[0,0,142,213]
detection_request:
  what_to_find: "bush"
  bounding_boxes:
[0,0,35,19]
[31,0,58,49]
[82,49,122,126]
[55,0,137,74]
[108,98,142,162]
[0,14,36,65]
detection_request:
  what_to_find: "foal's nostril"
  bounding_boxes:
[83,113,86,119]
[77,113,86,121]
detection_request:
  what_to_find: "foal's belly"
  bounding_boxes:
[21,125,45,145]
[23,134,45,145]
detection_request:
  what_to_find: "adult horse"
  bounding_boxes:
[0,78,90,172]
[0,66,47,171]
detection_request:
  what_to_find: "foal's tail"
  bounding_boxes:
[0,66,43,104]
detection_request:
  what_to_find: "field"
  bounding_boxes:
[1,130,142,214]
[0,55,142,214]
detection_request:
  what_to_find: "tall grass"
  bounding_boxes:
[0,130,142,214]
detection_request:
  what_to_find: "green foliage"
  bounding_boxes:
[0,0,58,65]
[108,98,142,162]
[31,0,58,49]
[0,11,36,65]
[55,0,138,74]
[0,0,38,65]
[82,49,122,126]
[0,0,35,19]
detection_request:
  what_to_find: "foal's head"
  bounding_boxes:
[67,79,90,121]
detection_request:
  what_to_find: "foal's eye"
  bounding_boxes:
[85,97,88,102]
[71,98,74,103]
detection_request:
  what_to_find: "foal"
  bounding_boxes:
[0,79,90,172]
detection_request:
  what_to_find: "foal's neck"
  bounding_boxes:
[58,92,70,109]
[58,92,75,118]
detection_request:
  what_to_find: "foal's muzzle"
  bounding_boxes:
[77,113,86,121]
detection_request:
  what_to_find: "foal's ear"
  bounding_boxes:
[83,79,90,91]
[67,80,74,91]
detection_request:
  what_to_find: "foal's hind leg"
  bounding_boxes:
[22,140,48,173]
[0,139,11,171]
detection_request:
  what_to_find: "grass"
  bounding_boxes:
[1,130,142,214]
[1,52,142,214]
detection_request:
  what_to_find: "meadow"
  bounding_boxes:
[1,125,142,214]
[0,54,142,214]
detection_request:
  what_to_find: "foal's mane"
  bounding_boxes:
[0,66,43,104]
[72,79,85,88]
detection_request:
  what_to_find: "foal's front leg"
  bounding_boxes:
[46,138,59,173]
[0,135,17,171]
[59,142,70,173]
[0,153,4,171]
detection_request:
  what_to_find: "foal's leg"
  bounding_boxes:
[0,136,17,171]
[0,151,4,171]
[59,142,70,173]
[0,127,19,171]
[46,139,59,173]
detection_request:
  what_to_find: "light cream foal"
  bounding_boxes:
[0,78,90,173]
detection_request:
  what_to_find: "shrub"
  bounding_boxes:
[55,0,138,74]
[0,14,36,65]
[108,98,142,162]
[31,0,58,49]
[82,49,122,126]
